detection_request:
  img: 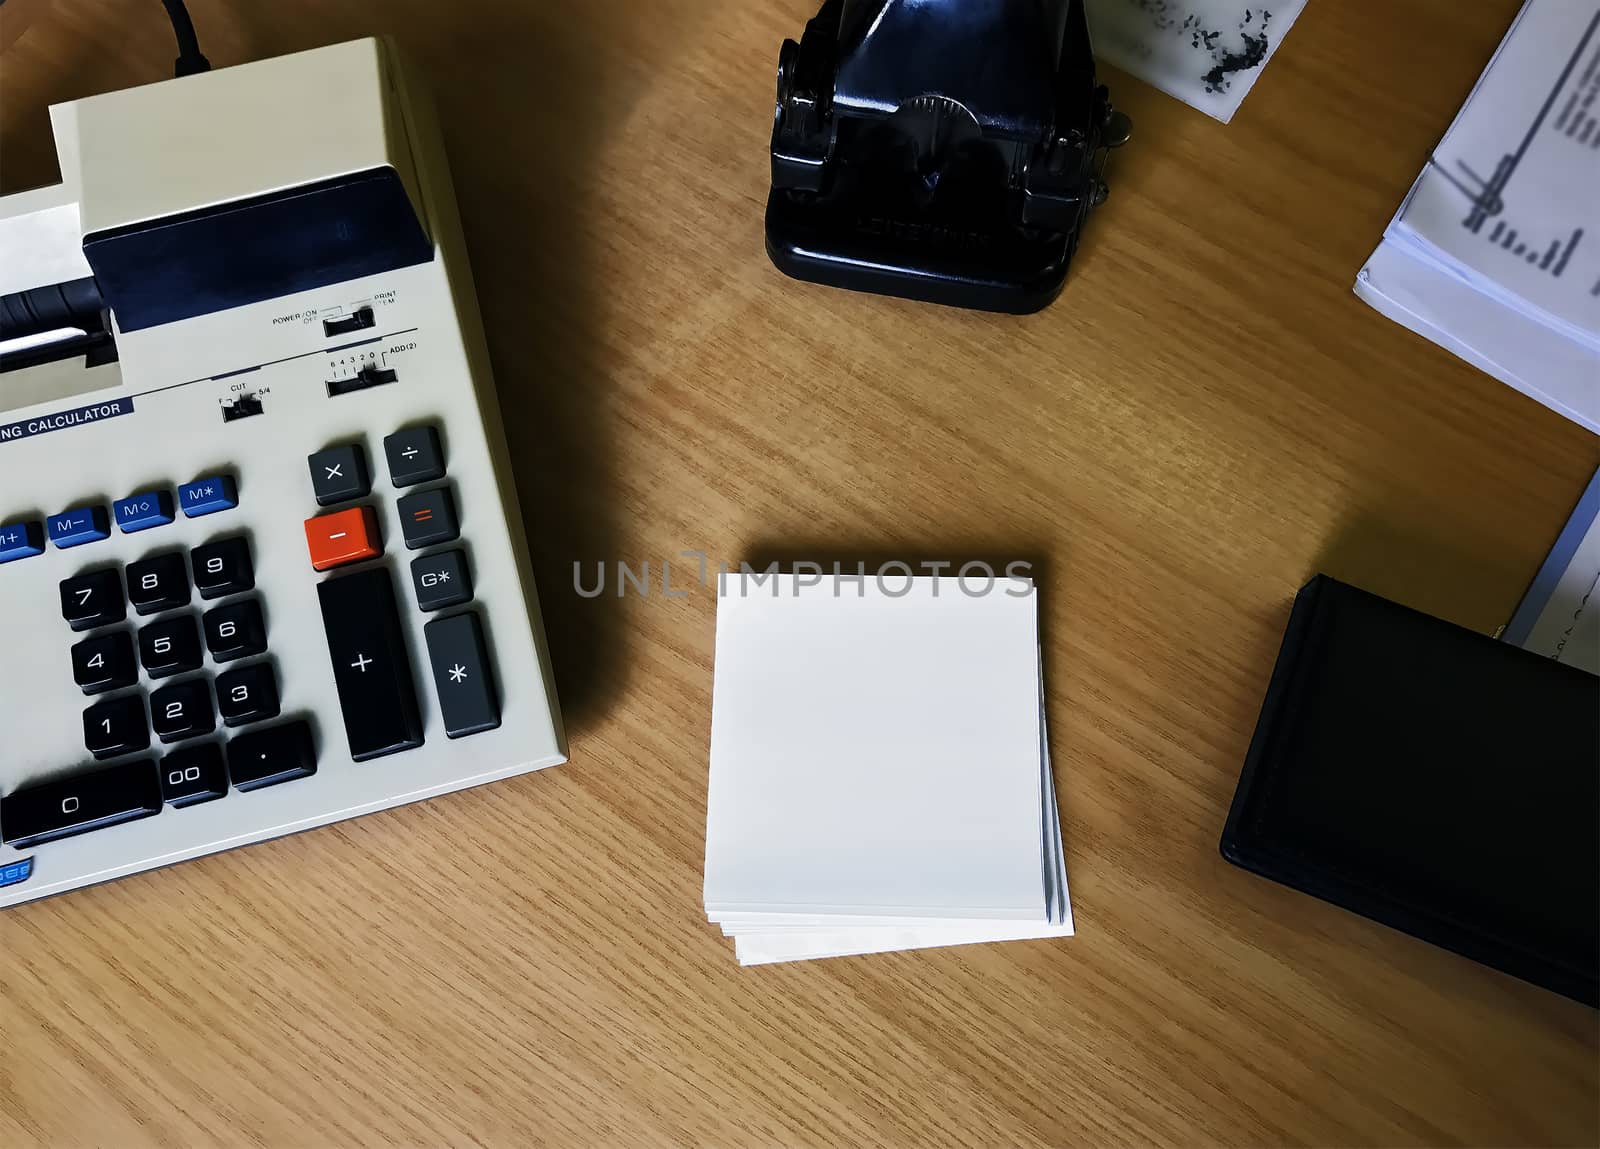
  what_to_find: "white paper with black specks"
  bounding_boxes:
[1085,0,1307,122]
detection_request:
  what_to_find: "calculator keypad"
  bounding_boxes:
[26,524,302,829]
[4,418,511,864]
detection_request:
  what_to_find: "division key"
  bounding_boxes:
[316,567,424,760]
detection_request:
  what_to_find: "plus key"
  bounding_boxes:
[316,567,423,760]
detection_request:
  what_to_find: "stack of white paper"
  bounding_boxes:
[704,573,1072,966]
[1355,0,1600,433]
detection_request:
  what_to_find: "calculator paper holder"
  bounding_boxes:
[56,38,433,332]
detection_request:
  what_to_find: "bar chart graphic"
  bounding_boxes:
[1453,10,1598,283]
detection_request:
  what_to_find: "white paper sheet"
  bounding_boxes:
[1354,239,1600,434]
[730,733,1073,966]
[704,573,1072,965]
[705,575,1048,919]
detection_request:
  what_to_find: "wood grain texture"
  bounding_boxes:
[2,1,1597,1145]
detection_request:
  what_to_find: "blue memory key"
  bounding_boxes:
[114,490,175,533]
[0,520,46,564]
[48,506,111,548]
[179,476,238,518]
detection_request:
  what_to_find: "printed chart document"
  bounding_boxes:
[704,573,1072,966]
[1355,0,1600,433]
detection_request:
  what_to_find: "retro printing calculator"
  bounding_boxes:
[0,38,566,907]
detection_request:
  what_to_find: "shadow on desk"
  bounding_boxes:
[221,4,712,732]
[1313,513,1528,632]
[430,13,634,733]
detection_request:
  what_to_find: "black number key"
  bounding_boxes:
[190,537,254,599]
[317,567,423,760]
[125,551,190,615]
[71,630,137,695]
[203,598,267,661]
[424,611,501,738]
[139,615,202,678]
[227,720,316,791]
[216,662,280,727]
[0,759,161,848]
[150,678,214,743]
[60,568,125,630]
[159,743,228,807]
[83,694,150,759]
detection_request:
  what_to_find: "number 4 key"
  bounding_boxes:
[71,631,137,695]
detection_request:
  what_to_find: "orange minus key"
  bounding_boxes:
[304,505,382,571]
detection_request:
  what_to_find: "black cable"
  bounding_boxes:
[161,0,211,77]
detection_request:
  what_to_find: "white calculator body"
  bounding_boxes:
[0,38,566,908]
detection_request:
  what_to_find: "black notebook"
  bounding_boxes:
[1222,576,1599,1006]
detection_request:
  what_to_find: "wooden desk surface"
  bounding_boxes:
[3,1,1597,1144]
